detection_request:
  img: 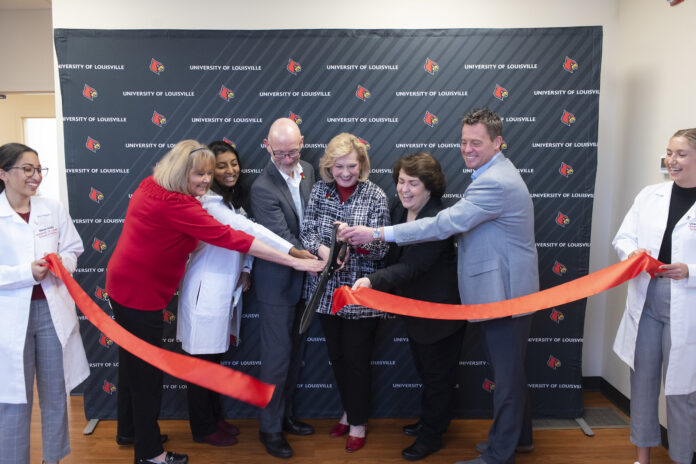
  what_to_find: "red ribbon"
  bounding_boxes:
[332,253,662,319]
[45,254,274,408]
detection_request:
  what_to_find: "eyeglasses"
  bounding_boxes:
[7,165,49,177]
[269,146,301,159]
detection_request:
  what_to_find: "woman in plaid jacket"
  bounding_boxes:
[300,132,389,453]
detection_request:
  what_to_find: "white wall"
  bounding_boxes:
[0,9,54,92]
[601,0,696,404]
[50,0,696,408]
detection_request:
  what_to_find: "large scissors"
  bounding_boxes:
[298,223,348,334]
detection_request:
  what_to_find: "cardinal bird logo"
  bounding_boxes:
[555,212,570,227]
[559,162,575,177]
[98,333,113,347]
[553,260,567,276]
[561,110,576,126]
[152,111,167,127]
[86,137,101,153]
[92,238,107,253]
[563,56,578,73]
[95,286,109,301]
[163,310,176,323]
[89,187,104,203]
[103,380,117,394]
[547,355,562,370]
[83,84,98,101]
[289,112,303,125]
[149,58,165,75]
[550,308,565,324]
[219,85,234,101]
[356,85,371,101]
[482,378,495,392]
[223,137,236,148]
[424,57,439,75]
[287,59,301,75]
[500,140,508,151]
[424,111,439,127]
[358,137,370,150]
[493,84,509,101]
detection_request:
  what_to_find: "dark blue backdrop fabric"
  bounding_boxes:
[54,26,601,420]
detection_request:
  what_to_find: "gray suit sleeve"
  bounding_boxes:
[250,180,303,249]
[393,176,504,245]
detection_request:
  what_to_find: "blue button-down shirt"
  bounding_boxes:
[471,152,502,181]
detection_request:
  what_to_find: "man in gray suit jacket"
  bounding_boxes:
[342,108,539,464]
[250,118,316,458]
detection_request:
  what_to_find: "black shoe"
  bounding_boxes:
[259,431,293,458]
[117,434,169,446]
[402,440,441,461]
[402,421,422,437]
[135,451,188,464]
[282,417,314,436]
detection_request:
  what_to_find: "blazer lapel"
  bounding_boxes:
[299,161,311,201]
[267,160,299,219]
[415,197,442,220]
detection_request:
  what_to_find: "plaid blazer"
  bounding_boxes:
[301,180,390,319]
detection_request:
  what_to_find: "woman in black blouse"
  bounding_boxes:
[352,152,465,461]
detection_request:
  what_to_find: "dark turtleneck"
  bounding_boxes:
[657,183,696,264]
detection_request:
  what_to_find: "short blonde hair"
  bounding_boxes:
[153,140,214,194]
[319,133,370,183]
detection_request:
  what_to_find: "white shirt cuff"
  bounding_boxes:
[383,226,395,242]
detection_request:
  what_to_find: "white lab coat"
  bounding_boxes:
[177,192,293,354]
[0,191,89,404]
[613,181,696,395]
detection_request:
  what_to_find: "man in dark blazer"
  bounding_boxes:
[342,108,539,464]
[250,117,316,458]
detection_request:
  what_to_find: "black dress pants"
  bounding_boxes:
[186,352,223,439]
[409,324,467,449]
[319,314,379,426]
[112,299,165,461]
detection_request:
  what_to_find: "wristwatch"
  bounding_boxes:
[372,228,381,240]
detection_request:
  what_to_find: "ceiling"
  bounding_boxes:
[0,0,51,9]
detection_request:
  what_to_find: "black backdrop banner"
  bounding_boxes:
[54,27,602,421]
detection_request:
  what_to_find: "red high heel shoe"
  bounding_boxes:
[329,422,349,438]
[345,427,366,453]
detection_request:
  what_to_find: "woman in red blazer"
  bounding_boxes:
[106,140,323,464]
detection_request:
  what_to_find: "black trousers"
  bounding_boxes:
[409,324,467,448]
[319,314,379,426]
[186,352,223,439]
[111,299,165,461]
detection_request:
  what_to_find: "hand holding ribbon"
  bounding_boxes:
[332,253,662,320]
[44,253,275,408]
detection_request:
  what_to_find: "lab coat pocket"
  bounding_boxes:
[194,272,235,317]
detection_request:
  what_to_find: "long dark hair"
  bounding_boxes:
[208,140,247,210]
[0,143,38,194]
